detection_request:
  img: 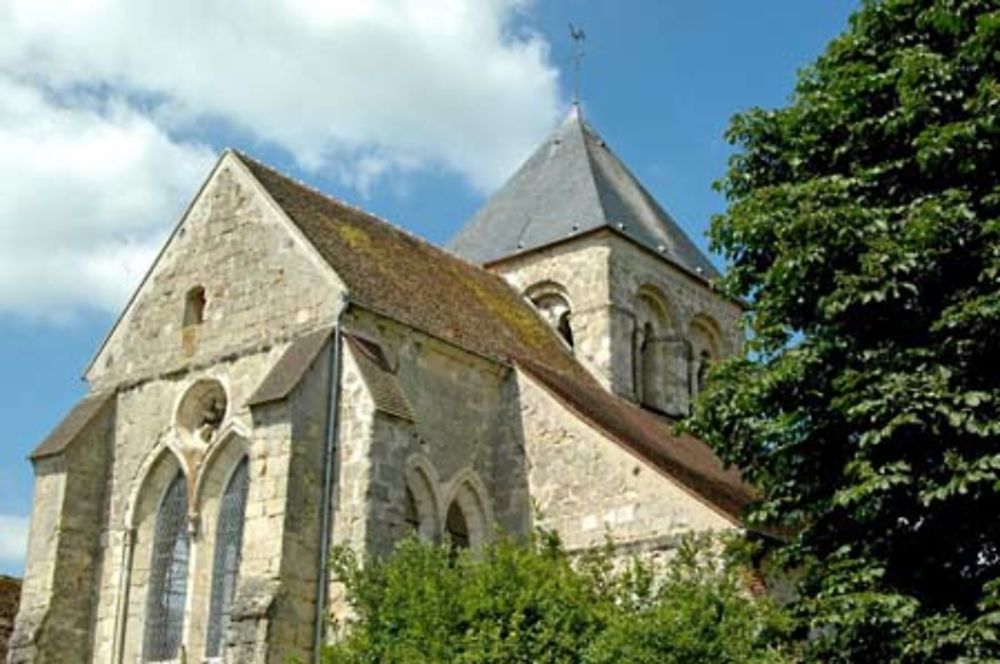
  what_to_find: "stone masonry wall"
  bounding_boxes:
[70,149,345,662]
[92,346,291,663]
[494,231,743,415]
[8,401,113,664]
[606,232,743,409]
[493,235,614,391]
[86,153,344,391]
[350,309,524,549]
[516,370,735,556]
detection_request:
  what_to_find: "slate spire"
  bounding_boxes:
[448,108,719,280]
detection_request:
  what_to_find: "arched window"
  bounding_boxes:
[525,282,574,348]
[689,315,723,398]
[205,457,249,658]
[404,486,421,535]
[696,350,712,394]
[557,311,574,348]
[633,287,677,411]
[144,471,190,661]
[640,322,657,404]
[184,286,206,326]
[445,501,470,551]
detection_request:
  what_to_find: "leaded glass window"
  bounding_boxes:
[144,471,190,661]
[205,457,249,657]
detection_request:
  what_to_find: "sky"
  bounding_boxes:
[0,0,859,576]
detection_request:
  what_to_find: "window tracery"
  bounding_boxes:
[143,471,190,661]
[205,457,249,658]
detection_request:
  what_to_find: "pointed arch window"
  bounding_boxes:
[404,486,421,535]
[445,501,470,551]
[206,457,250,658]
[144,471,190,661]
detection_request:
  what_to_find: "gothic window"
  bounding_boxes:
[184,286,206,326]
[404,486,420,535]
[445,501,470,551]
[144,471,190,661]
[205,457,250,658]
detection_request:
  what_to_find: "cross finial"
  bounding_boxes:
[569,23,586,107]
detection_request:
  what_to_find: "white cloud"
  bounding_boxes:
[0,0,560,317]
[0,0,560,189]
[0,76,214,318]
[0,514,29,568]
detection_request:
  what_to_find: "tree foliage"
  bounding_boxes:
[322,533,791,664]
[690,0,1000,660]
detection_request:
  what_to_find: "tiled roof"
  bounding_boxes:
[246,327,333,407]
[235,151,752,521]
[344,334,415,422]
[448,107,720,280]
[31,392,113,460]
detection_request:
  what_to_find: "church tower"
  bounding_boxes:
[450,108,742,417]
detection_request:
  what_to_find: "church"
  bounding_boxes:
[8,108,753,663]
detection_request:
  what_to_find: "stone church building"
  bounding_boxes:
[9,109,752,663]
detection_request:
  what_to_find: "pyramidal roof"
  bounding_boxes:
[448,107,719,280]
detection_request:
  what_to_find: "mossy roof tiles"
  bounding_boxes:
[236,151,753,522]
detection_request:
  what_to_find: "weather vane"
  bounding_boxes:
[569,23,586,107]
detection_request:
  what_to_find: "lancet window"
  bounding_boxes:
[205,457,250,657]
[143,471,190,661]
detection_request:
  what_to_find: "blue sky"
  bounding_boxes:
[0,0,858,575]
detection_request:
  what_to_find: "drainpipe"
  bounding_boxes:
[112,527,136,664]
[314,307,346,662]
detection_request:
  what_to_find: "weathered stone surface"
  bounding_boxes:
[13,144,746,664]
[494,229,742,414]
[516,369,734,554]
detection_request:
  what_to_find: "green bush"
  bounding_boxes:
[323,532,792,664]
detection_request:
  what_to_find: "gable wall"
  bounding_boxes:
[86,156,344,391]
[516,370,734,557]
[341,309,530,555]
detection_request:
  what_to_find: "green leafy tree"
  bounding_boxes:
[690,0,1000,661]
[322,532,791,664]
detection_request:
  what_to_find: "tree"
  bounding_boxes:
[323,532,791,663]
[690,0,1000,661]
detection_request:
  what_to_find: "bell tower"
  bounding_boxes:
[449,108,742,417]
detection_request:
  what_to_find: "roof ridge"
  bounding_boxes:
[230,149,512,282]
[574,113,616,230]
